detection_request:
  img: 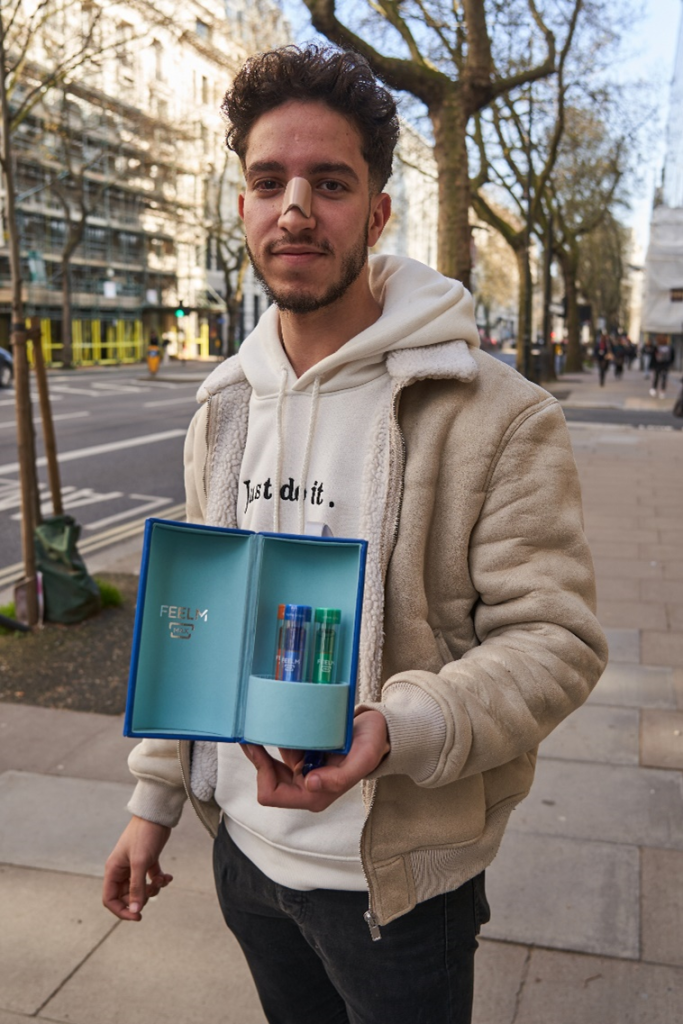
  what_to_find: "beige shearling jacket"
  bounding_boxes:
[127,339,607,930]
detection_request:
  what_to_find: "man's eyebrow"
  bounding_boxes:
[308,162,360,183]
[245,161,286,179]
[244,160,360,183]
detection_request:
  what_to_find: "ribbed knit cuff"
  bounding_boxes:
[126,778,187,828]
[358,682,448,783]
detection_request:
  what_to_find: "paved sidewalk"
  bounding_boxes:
[1,368,682,1023]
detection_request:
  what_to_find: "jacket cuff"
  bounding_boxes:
[357,682,448,783]
[127,778,187,828]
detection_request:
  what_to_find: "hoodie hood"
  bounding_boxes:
[198,254,480,402]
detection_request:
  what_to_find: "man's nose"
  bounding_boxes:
[278,177,315,232]
[278,204,316,232]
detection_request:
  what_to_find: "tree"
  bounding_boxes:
[577,213,630,336]
[469,0,581,372]
[38,89,126,367]
[302,0,572,288]
[471,218,519,339]
[0,0,134,623]
[547,102,626,370]
[205,151,249,357]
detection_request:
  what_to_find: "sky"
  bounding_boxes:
[280,0,683,252]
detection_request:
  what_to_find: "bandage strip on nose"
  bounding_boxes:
[281,177,312,219]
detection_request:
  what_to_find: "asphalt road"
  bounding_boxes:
[0,364,203,581]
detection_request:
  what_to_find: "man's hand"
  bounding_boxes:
[102,816,173,921]
[241,709,390,812]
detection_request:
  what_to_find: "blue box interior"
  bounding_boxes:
[124,520,366,752]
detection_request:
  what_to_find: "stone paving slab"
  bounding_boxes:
[593,557,664,580]
[538,705,639,765]
[602,628,640,664]
[0,771,133,876]
[0,865,116,1016]
[597,600,666,630]
[0,770,216,894]
[640,709,683,770]
[588,663,677,709]
[516,948,683,1024]
[595,576,641,601]
[482,832,640,959]
[510,758,683,849]
[641,848,683,968]
[42,885,266,1024]
[472,940,528,1024]
[642,630,683,668]
[0,705,128,777]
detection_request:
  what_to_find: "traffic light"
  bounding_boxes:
[175,301,186,319]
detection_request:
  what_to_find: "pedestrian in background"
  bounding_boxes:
[641,337,654,378]
[625,335,637,370]
[594,331,612,387]
[612,334,626,379]
[650,336,674,399]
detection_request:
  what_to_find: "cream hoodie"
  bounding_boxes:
[211,255,480,891]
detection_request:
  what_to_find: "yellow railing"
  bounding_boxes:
[27,319,145,367]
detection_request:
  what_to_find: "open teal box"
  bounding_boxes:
[124,519,367,753]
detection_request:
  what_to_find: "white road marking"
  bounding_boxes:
[0,410,91,431]
[143,396,195,408]
[0,395,63,407]
[89,382,152,394]
[11,488,123,521]
[84,494,173,530]
[48,384,113,397]
[0,428,186,475]
[0,501,186,590]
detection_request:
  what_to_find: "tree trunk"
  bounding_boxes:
[431,96,472,288]
[560,247,582,372]
[514,245,529,375]
[61,257,73,368]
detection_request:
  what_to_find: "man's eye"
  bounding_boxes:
[255,180,281,192]
[319,181,345,193]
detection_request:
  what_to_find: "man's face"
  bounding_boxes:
[239,100,390,314]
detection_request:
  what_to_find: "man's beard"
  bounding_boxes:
[245,230,369,314]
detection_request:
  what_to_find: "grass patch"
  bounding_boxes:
[95,578,123,609]
[0,601,19,637]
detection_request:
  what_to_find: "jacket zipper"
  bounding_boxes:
[202,395,213,504]
[194,379,409,938]
[359,382,408,941]
[177,742,216,838]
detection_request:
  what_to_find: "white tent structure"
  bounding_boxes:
[643,206,683,335]
[643,2,683,367]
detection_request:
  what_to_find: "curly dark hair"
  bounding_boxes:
[222,45,399,192]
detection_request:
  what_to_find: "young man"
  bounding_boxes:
[104,45,607,1024]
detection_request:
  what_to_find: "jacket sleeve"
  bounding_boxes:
[361,400,608,787]
[126,404,209,824]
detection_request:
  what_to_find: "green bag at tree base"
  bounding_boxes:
[34,514,102,624]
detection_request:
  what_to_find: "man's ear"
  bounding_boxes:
[367,193,391,248]
[238,193,245,221]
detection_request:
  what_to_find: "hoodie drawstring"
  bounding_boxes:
[273,367,288,532]
[272,369,322,534]
[298,376,321,534]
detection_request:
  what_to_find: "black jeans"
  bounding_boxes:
[213,823,489,1024]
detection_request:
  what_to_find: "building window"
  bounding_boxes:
[195,18,210,40]
[202,75,209,105]
[671,288,683,302]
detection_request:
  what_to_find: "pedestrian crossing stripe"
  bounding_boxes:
[0,503,186,592]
